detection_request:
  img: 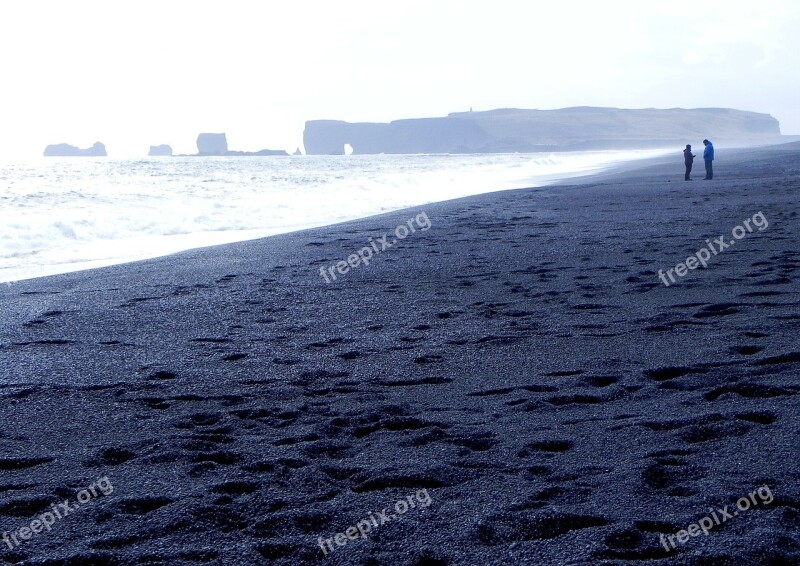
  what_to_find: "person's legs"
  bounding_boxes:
[685,163,692,180]
[704,160,713,179]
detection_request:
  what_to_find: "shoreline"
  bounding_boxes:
[0,142,798,564]
[1,148,677,285]
[9,139,798,287]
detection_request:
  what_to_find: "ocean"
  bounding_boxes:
[0,150,669,283]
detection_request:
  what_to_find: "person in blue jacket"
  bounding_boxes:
[702,139,714,180]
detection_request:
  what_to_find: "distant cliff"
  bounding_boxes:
[44,142,107,157]
[303,108,782,155]
[148,144,173,156]
[195,133,287,156]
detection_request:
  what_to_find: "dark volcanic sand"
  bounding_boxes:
[1,144,799,565]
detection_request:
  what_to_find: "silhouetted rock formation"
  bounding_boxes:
[303,107,783,155]
[194,133,287,156]
[44,142,107,157]
[196,133,228,155]
[293,147,303,156]
[148,144,173,156]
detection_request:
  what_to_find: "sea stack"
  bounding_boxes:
[148,144,173,156]
[44,142,107,157]
[196,133,228,156]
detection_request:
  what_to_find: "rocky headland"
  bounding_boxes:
[303,107,784,155]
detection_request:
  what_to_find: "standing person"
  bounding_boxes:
[702,139,714,180]
[683,144,695,181]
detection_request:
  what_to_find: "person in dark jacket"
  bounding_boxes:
[702,139,714,179]
[683,144,695,180]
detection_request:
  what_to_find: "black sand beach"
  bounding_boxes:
[1,144,799,565]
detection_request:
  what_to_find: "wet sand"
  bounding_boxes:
[1,143,799,565]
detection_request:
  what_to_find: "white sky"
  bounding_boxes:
[1,0,798,157]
